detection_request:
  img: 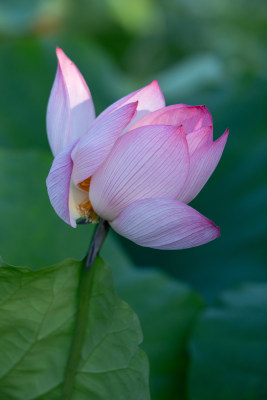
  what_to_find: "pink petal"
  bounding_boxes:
[129,104,213,134]
[177,129,229,204]
[71,102,138,185]
[98,80,165,125]
[46,141,77,227]
[90,125,189,221]
[46,48,95,156]
[111,198,220,249]
[186,126,213,155]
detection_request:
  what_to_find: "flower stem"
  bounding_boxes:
[86,219,110,269]
[61,220,109,399]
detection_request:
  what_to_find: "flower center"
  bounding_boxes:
[76,177,99,223]
[77,177,91,192]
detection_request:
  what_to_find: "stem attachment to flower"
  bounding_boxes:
[85,219,110,269]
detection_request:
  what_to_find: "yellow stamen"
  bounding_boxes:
[76,177,99,223]
[77,177,91,192]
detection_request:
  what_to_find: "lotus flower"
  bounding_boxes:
[46,48,228,250]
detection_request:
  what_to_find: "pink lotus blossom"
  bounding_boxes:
[46,48,228,250]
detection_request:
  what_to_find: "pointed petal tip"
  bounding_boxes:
[195,105,213,127]
[47,46,96,156]
[177,126,229,204]
[200,104,210,111]
[149,80,165,105]
[200,104,208,114]
[175,124,187,140]
[201,219,221,245]
[150,79,160,87]
[56,47,73,69]
[217,128,229,145]
[209,220,221,239]
[131,100,139,110]
[224,128,230,137]
[130,100,139,119]
[56,47,66,60]
[222,128,229,143]
[176,124,186,132]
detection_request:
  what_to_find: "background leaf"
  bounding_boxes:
[0,256,149,400]
[111,260,204,400]
[189,283,267,400]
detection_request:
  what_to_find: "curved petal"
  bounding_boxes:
[46,141,78,227]
[90,125,189,221]
[46,48,95,156]
[71,102,138,185]
[129,104,213,134]
[177,129,229,204]
[111,198,220,249]
[98,80,165,126]
[186,126,213,155]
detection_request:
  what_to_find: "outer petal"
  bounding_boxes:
[186,126,213,155]
[98,80,165,125]
[90,125,189,221]
[46,141,78,227]
[129,104,212,134]
[46,48,95,156]
[111,198,220,249]
[71,102,138,185]
[177,129,229,204]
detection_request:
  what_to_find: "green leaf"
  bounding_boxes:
[0,256,150,399]
[110,256,204,400]
[189,283,267,400]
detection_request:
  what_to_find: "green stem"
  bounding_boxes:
[86,219,110,269]
[61,220,109,399]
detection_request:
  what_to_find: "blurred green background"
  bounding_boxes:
[0,0,267,399]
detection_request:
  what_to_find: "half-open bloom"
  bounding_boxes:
[46,48,229,250]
